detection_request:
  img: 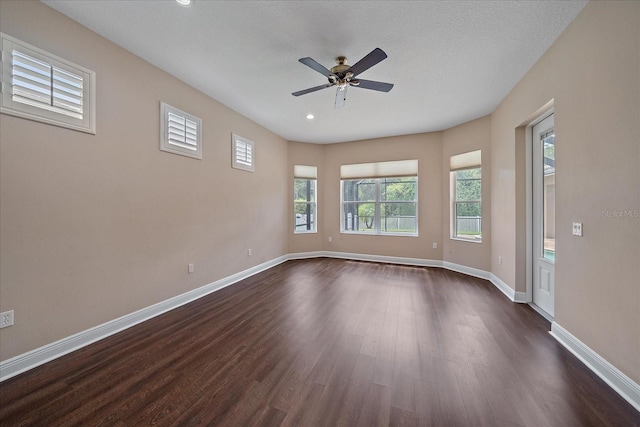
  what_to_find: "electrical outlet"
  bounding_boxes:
[328,236,332,242]
[432,242,437,249]
[188,263,194,274]
[1,310,14,328]
[498,256,503,265]
[248,249,252,256]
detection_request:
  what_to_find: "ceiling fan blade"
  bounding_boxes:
[299,57,334,77]
[352,79,394,92]
[335,86,347,108]
[292,83,334,97]
[348,48,388,77]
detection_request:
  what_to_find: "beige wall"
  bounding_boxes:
[0,1,288,360]
[442,116,492,271]
[491,1,639,382]
[288,120,493,270]
[320,133,443,259]
[288,141,325,253]
[2,0,638,391]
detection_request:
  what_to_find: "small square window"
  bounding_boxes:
[0,32,96,134]
[160,102,202,159]
[232,134,255,172]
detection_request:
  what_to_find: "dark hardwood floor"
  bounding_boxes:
[1,258,638,426]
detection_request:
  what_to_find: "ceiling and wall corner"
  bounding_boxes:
[2,0,639,409]
[0,0,290,361]
[441,116,492,272]
[490,0,639,385]
[41,0,587,144]
[321,132,444,260]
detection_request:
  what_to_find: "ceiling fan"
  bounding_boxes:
[292,47,394,108]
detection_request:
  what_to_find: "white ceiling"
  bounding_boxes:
[42,0,587,144]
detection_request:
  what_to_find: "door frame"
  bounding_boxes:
[524,103,555,321]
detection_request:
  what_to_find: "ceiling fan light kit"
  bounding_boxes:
[292,47,394,108]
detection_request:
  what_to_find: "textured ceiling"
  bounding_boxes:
[42,0,587,144]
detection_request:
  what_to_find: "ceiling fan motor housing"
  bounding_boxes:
[330,57,358,86]
[330,56,351,78]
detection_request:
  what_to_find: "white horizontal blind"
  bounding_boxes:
[1,33,96,134]
[235,139,253,166]
[167,111,198,151]
[12,50,83,120]
[232,134,255,172]
[450,150,481,171]
[340,159,418,179]
[294,164,317,179]
[160,102,202,159]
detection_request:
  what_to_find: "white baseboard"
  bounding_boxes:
[550,322,640,412]
[299,251,529,306]
[323,251,442,268]
[292,251,525,305]
[0,255,288,382]
[2,250,520,382]
[442,261,490,280]
[287,251,328,260]
[441,263,527,303]
[488,272,528,303]
[528,302,554,322]
[513,290,529,303]
[6,250,637,418]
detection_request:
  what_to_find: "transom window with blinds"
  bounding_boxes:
[0,33,96,134]
[340,159,418,236]
[160,102,202,159]
[232,134,255,172]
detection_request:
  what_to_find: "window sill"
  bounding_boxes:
[340,231,418,238]
[450,237,483,244]
[294,231,317,235]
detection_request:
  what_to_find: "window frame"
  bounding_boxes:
[232,133,255,172]
[451,167,482,243]
[340,176,418,237]
[0,32,96,134]
[160,102,202,159]
[294,175,317,234]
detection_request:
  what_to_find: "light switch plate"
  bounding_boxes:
[572,222,583,236]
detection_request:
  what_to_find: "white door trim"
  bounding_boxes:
[523,102,555,307]
[531,111,555,317]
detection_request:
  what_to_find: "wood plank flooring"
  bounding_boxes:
[1,258,638,426]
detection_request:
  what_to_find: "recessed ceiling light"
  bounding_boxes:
[176,0,192,6]
[306,114,314,120]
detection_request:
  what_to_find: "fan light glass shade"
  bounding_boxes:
[306,114,314,119]
[176,0,192,6]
